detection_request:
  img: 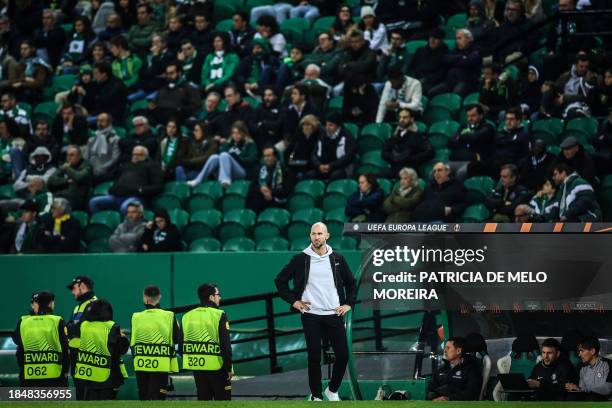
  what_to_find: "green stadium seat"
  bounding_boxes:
[329,236,358,250]
[360,150,390,170]
[312,16,335,34]
[253,222,281,243]
[547,145,561,156]
[322,193,348,213]
[344,123,359,138]
[218,208,256,243]
[164,181,191,201]
[0,184,16,199]
[445,13,467,31]
[143,210,154,221]
[187,194,216,213]
[33,101,59,124]
[87,239,110,253]
[326,179,358,197]
[425,93,462,124]
[168,208,189,232]
[460,204,491,222]
[564,117,598,144]
[257,207,291,229]
[280,18,310,43]
[290,237,311,251]
[327,96,343,111]
[84,210,120,242]
[18,102,32,115]
[213,3,237,22]
[130,99,148,114]
[182,209,222,243]
[153,193,183,212]
[221,194,246,212]
[193,181,223,201]
[406,40,427,55]
[462,92,480,108]
[223,237,256,252]
[444,39,456,50]
[52,74,77,91]
[71,210,89,229]
[61,23,72,33]
[257,237,289,251]
[93,181,113,196]
[288,208,324,242]
[288,193,316,214]
[190,237,221,252]
[378,178,393,196]
[244,96,261,108]
[325,208,348,223]
[464,176,495,204]
[434,148,450,162]
[294,179,326,201]
[226,180,251,196]
[359,123,393,153]
[531,118,563,146]
[416,121,428,133]
[215,19,234,31]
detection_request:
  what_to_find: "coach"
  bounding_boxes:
[275,222,356,401]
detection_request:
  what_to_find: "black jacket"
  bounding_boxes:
[484,183,530,216]
[337,43,377,79]
[382,127,434,174]
[311,128,357,171]
[494,126,530,164]
[280,102,318,142]
[427,355,482,400]
[109,158,164,199]
[250,101,282,148]
[449,121,496,162]
[414,179,467,222]
[552,148,597,185]
[87,76,128,123]
[51,114,89,148]
[140,224,182,253]
[37,214,81,253]
[529,358,578,401]
[518,152,555,192]
[275,250,356,313]
[407,43,449,85]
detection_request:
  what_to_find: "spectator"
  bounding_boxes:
[346,173,386,222]
[37,197,80,253]
[493,107,530,167]
[448,104,496,178]
[14,40,51,102]
[139,33,172,94]
[430,29,481,98]
[565,337,612,401]
[1,91,31,139]
[484,164,529,222]
[200,91,222,131]
[427,336,482,401]
[84,113,120,183]
[414,162,467,222]
[337,30,378,84]
[551,162,601,222]
[115,0,137,29]
[9,200,40,253]
[178,39,205,85]
[331,5,357,46]
[152,61,202,125]
[591,68,612,118]
[87,62,128,124]
[494,0,538,64]
[140,209,182,253]
[64,64,96,109]
[273,45,307,94]
[593,109,612,176]
[127,3,161,57]
[279,83,318,149]
[342,73,378,126]
[97,13,125,44]
[229,11,255,58]
[119,116,158,164]
[301,32,341,86]
[518,139,555,192]
[309,111,357,181]
[60,16,95,69]
[157,118,188,181]
[0,40,20,91]
[254,15,287,57]
[175,122,218,182]
[109,35,143,97]
[0,118,24,183]
[187,120,258,188]
[29,120,60,164]
[247,146,292,213]
[406,28,449,95]
[237,38,277,97]
[479,63,517,120]
[528,178,558,222]
[165,15,191,54]
[544,54,596,119]
[382,108,434,177]
[13,146,56,194]
[285,114,321,181]
[33,9,66,68]
[89,145,163,214]
[190,13,214,55]
[514,203,535,223]
[300,64,332,106]
[47,145,92,211]
[376,66,423,123]
[467,0,496,53]
[251,0,320,25]
[518,65,543,118]
[554,136,596,184]
[215,85,254,140]
[50,103,88,153]
[251,86,282,148]
[201,33,239,92]
[383,167,424,223]
[358,7,389,53]
[109,201,146,253]
[376,30,409,82]
[0,176,50,214]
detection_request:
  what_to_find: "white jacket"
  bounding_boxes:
[376,75,423,123]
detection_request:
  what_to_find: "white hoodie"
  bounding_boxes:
[301,245,340,315]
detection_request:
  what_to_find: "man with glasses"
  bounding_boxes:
[377,30,409,82]
[301,32,341,85]
[181,283,232,400]
[494,0,538,63]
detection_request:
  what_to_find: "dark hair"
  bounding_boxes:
[233,11,248,22]
[165,60,182,73]
[292,83,308,97]
[61,102,75,112]
[180,38,193,47]
[94,61,112,76]
[333,4,354,33]
[398,107,415,118]
[262,145,278,157]
[389,29,404,39]
[85,299,113,321]
[198,283,218,303]
[212,32,231,52]
[194,12,210,21]
[500,163,518,178]
[256,15,280,35]
[578,336,600,354]
[575,53,590,64]
[466,104,484,115]
[358,15,380,31]
[137,2,153,14]
[73,16,92,37]
[485,62,503,74]
[224,83,241,96]
[361,173,379,191]
[541,338,561,351]
[1,91,15,100]
[552,162,572,175]
[144,285,160,298]
[447,336,467,354]
[262,85,277,97]
[34,119,49,128]
[110,35,128,50]
[348,29,364,40]
[505,106,522,120]
[389,64,405,80]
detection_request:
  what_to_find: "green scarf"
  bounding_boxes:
[259,161,283,190]
[162,137,179,167]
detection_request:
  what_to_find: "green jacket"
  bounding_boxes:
[383,186,423,223]
[556,172,602,222]
[111,54,143,89]
[127,22,162,55]
[219,138,258,173]
[201,52,239,88]
[47,159,93,210]
[300,47,342,84]
[529,193,559,222]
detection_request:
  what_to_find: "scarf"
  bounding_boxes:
[209,51,225,80]
[153,229,167,244]
[162,137,179,167]
[23,56,49,78]
[54,214,70,235]
[91,127,114,156]
[15,222,27,251]
[398,186,413,197]
[564,65,583,96]
[259,162,283,190]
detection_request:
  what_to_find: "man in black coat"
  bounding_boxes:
[308,112,356,181]
[527,338,578,401]
[337,30,377,83]
[427,337,482,401]
[275,222,356,402]
[87,62,127,124]
[484,164,530,222]
[279,83,317,145]
[407,28,449,95]
[51,103,88,151]
[38,198,81,253]
[246,146,292,213]
[215,85,254,139]
[414,162,467,222]
[32,9,66,68]
[381,108,434,177]
[250,86,281,149]
[518,139,555,193]
[553,136,597,184]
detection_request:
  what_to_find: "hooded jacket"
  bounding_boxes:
[140,210,182,252]
[427,355,482,400]
[47,158,93,210]
[108,218,146,253]
[275,245,356,313]
[13,146,56,193]
[85,127,121,177]
[555,172,601,222]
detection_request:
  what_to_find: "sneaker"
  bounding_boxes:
[324,387,340,401]
[311,396,322,401]
[187,180,198,188]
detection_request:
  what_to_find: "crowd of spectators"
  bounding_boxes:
[0,0,611,254]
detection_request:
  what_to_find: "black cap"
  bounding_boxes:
[32,291,55,307]
[66,275,94,290]
[430,27,445,39]
[560,136,579,150]
[325,111,343,126]
[20,200,38,212]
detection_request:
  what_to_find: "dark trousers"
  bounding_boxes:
[20,377,68,387]
[193,370,231,400]
[135,371,169,400]
[301,313,349,399]
[73,378,86,400]
[83,386,117,400]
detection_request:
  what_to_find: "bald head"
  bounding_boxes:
[131,145,148,163]
[310,222,329,250]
